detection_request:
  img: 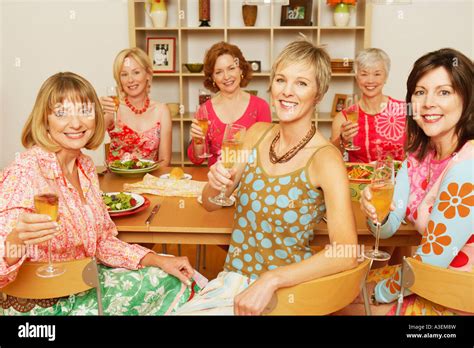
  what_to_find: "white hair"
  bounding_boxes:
[354,48,391,75]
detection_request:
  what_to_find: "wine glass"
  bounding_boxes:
[363,157,394,261]
[106,86,120,115]
[194,105,212,159]
[208,124,246,207]
[344,94,360,151]
[35,182,65,278]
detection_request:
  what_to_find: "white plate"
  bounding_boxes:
[160,173,192,180]
[103,192,145,213]
[109,159,159,173]
[197,195,236,205]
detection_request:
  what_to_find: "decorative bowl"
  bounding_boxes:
[184,63,204,73]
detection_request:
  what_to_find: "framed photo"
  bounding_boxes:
[280,0,313,26]
[147,37,176,73]
[331,94,348,117]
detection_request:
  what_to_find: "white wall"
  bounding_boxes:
[1,0,472,168]
[371,0,473,101]
[1,0,129,168]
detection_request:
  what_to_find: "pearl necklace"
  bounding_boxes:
[125,96,150,115]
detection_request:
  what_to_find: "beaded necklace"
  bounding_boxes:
[269,123,316,164]
[125,96,150,115]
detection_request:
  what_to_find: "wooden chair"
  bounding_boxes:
[264,259,371,315]
[1,257,103,315]
[396,257,474,315]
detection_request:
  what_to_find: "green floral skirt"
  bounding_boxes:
[0,265,198,316]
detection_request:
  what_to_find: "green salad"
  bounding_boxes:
[110,159,154,170]
[103,192,137,211]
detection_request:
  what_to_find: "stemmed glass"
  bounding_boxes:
[209,124,246,207]
[35,182,65,278]
[106,86,120,117]
[344,94,360,151]
[363,157,394,261]
[194,105,212,159]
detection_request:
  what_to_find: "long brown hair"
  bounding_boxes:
[405,48,473,160]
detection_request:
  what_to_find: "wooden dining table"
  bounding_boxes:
[98,166,421,247]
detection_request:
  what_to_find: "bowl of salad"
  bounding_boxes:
[108,159,159,176]
[102,192,145,213]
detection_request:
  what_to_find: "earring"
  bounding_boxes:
[212,80,216,87]
[241,74,244,79]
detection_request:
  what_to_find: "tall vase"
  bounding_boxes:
[333,3,350,27]
[242,5,258,27]
[145,0,167,28]
[199,0,211,27]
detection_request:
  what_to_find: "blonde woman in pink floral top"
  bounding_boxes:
[101,48,172,165]
[0,72,197,315]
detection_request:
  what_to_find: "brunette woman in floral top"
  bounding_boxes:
[343,48,473,315]
[331,48,406,162]
[101,48,172,165]
[0,72,197,315]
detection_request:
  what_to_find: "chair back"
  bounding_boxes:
[402,257,474,313]
[1,258,103,314]
[265,259,371,315]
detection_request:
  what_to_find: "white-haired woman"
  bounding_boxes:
[331,48,406,162]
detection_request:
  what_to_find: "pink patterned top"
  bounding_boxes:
[107,105,161,162]
[187,95,271,167]
[0,146,151,288]
[343,97,406,163]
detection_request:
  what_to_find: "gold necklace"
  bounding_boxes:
[269,123,316,164]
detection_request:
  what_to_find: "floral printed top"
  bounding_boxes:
[187,95,271,167]
[342,97,406,163]
[0,146,151,288]
[370,141,474,303]
[107,105,161,162]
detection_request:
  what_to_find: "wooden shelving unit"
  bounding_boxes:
[128,0,372,166]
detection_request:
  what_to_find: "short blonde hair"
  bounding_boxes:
[113,47,153,97]
[21,72,105,152]
[269,37,332,103]
[354,48,391,75]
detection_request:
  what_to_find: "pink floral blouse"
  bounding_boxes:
[107,105,161,162]
[0,146,150,288]
[343,97,406,163]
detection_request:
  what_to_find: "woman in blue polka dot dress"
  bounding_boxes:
[175,38,359,315]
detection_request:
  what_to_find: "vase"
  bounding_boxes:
[333,3,350,27]
[199,0,211,27]
[145,0,167,28]
[242,5,258,27]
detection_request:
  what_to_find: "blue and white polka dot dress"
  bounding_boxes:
[224,147,326,280]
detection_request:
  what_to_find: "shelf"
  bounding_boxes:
[320,27,365,30]
[152,73,180,77]
[332,73,356,77]
[135,27,180,31]
[129,0,371,166]
[180,27,226,31]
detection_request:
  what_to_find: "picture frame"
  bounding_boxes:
[147,37,176,73]
[280,0,313,26]
[331,94,348,117]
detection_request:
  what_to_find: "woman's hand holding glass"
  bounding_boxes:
[208,124,246,206]
[4,213,61,267]
[190,106,212,159]
[340,121,359,147]
[207,161,236,196]
[360,186,396,225]
[100,96,118,115]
